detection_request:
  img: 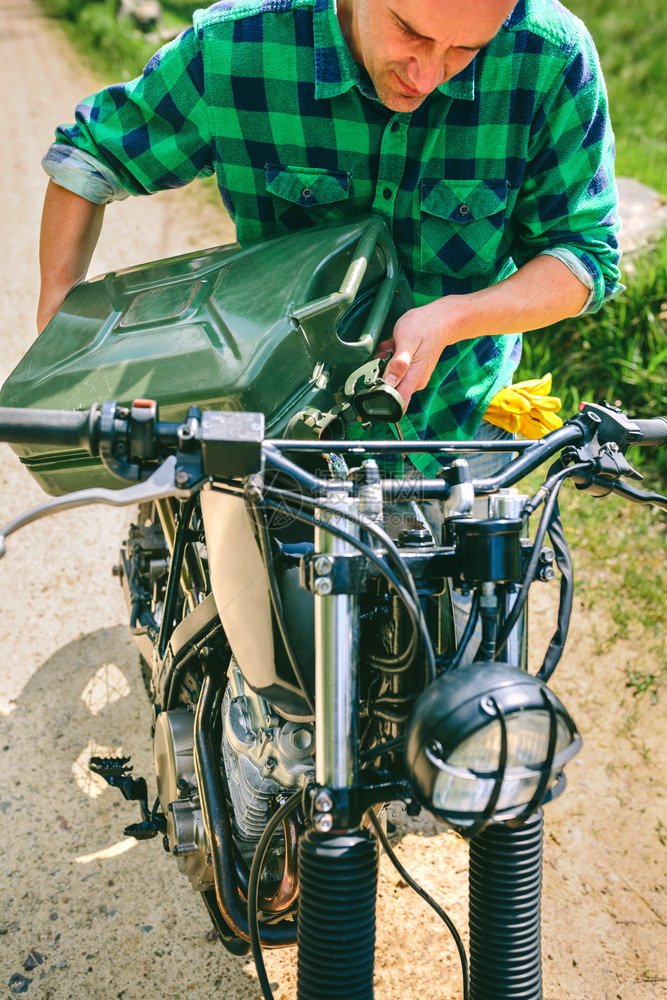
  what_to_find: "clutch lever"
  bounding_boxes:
[0,456,201,558]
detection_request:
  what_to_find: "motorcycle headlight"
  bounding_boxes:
[405,662,581,836]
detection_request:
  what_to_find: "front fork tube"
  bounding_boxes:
[500,582,528,670]
[468,584,542,1000]
[490,490,530,670]
[313,499,360,794]
[473,573,539,998]
[469,809,545,1000]
[297,496,378,1000]
[465,581,528,668]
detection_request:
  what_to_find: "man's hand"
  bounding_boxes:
[380,256,591,410]
[380,298,458,409]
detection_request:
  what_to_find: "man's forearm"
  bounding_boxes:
[384,255,590,406]
[440,254,590,341]
[38,181,105,332]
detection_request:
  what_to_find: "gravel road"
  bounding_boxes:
[1,2,665,997]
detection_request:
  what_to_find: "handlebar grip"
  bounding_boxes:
[0,406,97,451]
[631,418,667,447]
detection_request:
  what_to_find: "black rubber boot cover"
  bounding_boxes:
[297,828,378,1000]
[469,808,544,1000]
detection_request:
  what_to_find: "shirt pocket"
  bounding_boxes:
[266,164,351,232]
[420,178,509,279]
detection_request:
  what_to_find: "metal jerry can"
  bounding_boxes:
[1,217,413,495]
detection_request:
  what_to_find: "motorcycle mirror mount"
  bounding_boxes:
[404,661,581,838]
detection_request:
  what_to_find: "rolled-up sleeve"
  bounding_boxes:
[42,144,131,203]
[44,25,214,200]
[512,28,623,313]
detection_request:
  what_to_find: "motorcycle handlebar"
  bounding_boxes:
[630,418,667,447]
[0,406,97,450]
[1,402,666,492]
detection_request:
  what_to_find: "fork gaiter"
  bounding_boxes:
[469,809,544,1000]
[297,828,378,1000]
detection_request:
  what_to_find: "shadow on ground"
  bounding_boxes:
[0,625,268,1000]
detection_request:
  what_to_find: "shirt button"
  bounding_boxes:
[301,187,312,199]
[383,187,392,199]
[459,204,470,216]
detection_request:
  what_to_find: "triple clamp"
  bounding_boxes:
[300,551,368,596]
[304,778,417,833]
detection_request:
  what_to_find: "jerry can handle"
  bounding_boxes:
[289,217,399,363]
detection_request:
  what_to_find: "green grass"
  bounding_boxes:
[518,233,667,486]
[40,0,157,81]
[157,0,204,18]
[566,0,667,195]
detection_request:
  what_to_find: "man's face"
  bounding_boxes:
[339,0,516,112]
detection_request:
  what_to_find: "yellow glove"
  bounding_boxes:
[485,374,563,439]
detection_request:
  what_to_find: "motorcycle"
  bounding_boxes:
[1,219,666,1000]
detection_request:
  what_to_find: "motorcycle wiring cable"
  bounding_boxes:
[515,460,588,681]
[367,808,469,1000]
[441,589,482,673]
[358,734,405,762]
[256,482,437,681]
[537,511,574,682]
[247,790,303,1000]
[261,495,436,687]
[492,469,570,662]
[520,460,589,520]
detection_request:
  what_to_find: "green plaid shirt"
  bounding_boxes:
[44,0,622,474]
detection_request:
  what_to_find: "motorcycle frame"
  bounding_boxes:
[5,401,665,1000]
[138,449,535,999]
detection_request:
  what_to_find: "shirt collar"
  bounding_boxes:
[313,0,476,103]
[313,0,363,100]
[438,59,476,101]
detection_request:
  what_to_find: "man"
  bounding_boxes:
[38,0,622,471]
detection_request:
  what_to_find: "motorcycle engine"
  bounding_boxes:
[153,705,213,890]
[221,661,315,863]
[154,659,314,889]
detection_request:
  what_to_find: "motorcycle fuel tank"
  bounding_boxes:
[0,217,413,495]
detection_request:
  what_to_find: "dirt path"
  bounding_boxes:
[0,1,665,997]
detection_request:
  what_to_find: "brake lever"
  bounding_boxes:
[0,456,201,558]
[564,441,642,497]
[606,479,667,511]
